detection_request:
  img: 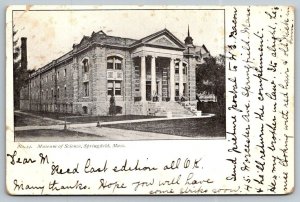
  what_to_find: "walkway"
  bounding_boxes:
[14,111,216,140]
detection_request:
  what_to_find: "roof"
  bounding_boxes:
[30,28,207,77]
[75,30,137,48]
[196,45,210,57]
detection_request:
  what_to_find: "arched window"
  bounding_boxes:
[107,56,123,70]
[82,58,89,73]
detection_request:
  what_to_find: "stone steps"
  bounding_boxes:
[156,102,195,117]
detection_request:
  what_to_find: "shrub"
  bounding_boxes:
[134,97,141,102]
[109,94,116,116]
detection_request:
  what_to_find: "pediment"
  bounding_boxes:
[147,35,179,48]
[130,29,186,50]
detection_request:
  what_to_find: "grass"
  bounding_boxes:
[62,115,165,124]
[14,111,164,127]
[14,113,64,127]
[14,111,226,139]
[105,116,225,138]
[15,129,104,142]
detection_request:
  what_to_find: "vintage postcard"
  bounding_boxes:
[6,5,294,195]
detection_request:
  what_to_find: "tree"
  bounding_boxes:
[13,25,21,110]
[109,94,116,116]
[196,55,225,118]
[13,26,32,110]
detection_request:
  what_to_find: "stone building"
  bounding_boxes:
[19,27,210,116]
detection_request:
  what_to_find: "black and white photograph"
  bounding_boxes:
[12,8,225,141]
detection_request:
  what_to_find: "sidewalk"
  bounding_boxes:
[14,111,218,140]
[14,113,214,131]
[68,126,194,140]
[15,122,195,140]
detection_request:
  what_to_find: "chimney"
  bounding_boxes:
[21,37,27,70]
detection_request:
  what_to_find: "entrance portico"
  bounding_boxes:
[133,54,187,102]
[131,40,187,102]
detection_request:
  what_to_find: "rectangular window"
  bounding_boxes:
[115,58,122,70]
[107,80,122,96]
[83,82,89,97]
[64,86,67,97]
[57,88,60,98]
[115,81,121,95]
[57,71,59,79]
[107,61,114,69]
[115,63,122,70]
[64,69,66,77]
[107,81,114,96]
[51,89,54,98]
[46,75,48,82]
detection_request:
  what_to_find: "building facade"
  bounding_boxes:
[20,28,210,116]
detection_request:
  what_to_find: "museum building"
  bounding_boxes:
[19,27,210,116]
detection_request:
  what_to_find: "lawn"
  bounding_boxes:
[14,111,226,139]
[15,129,104,142]
[62,115,165,124]
[14,112,64,127]
[14,111,164,127]
[105,117,226,138]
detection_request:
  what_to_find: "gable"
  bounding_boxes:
[79,36,90,45]
[147,35,179,48]
[130,29,186,50]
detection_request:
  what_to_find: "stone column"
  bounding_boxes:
[179,59,183,97]
[169,58,175,101]
[140,55,146,102]
[151,56,156,100]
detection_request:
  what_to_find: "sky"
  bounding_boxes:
[13,9,224,70]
